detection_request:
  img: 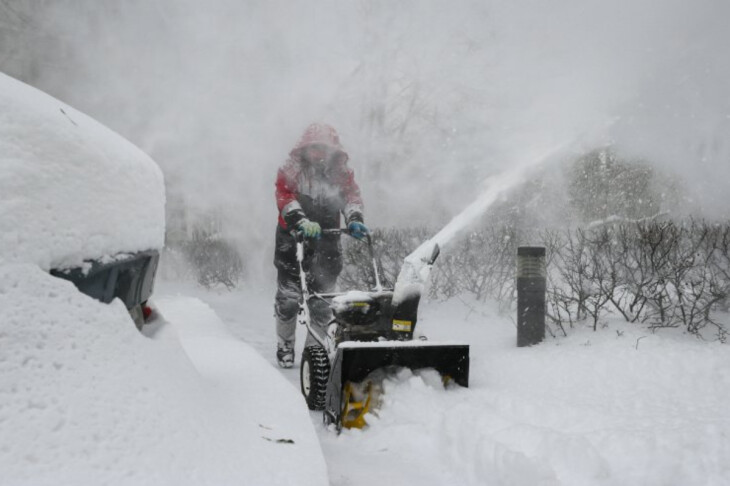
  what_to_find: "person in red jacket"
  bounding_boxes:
[273,123,369,368]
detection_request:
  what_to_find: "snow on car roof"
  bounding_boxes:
[0,72,165,271]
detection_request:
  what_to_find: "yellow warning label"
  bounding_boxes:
[392,319,412,332]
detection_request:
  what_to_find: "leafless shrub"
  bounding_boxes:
[182,230,243,290]
[611,223,651,323]
[343,220,730,339]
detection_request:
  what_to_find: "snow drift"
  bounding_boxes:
[0,265,328,485]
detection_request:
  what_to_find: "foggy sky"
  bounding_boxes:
[9,0,730,276]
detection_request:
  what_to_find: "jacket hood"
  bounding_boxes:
[289,123,348,162]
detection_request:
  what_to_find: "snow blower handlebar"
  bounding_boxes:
[290,227,381,352]
[292,228,383,292]
[325,229,382,291]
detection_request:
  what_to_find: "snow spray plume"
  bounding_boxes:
[392,124,615,305]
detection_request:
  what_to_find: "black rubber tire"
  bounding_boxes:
[300,346,330,411]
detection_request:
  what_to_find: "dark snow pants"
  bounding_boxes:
[273,226,342,348]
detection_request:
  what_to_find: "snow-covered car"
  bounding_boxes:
[0,72,165,328]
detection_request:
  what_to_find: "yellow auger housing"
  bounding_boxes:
[341,381,374,429]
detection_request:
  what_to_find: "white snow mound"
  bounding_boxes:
[0,264,328,486]
[0,72,165,270]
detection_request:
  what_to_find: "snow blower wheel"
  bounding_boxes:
[300,346,330,410]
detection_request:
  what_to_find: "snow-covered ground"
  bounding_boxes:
[6,253,728,485]
[158,278,730,486]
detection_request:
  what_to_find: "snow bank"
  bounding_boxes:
[0,72,165,271]
[153,295,329,486]
[0,265,327,485]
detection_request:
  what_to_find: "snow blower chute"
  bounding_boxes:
[295,229,469,431]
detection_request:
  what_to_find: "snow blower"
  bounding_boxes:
[295,229,469,431]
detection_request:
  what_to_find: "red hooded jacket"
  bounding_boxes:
[275,123,364,230]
